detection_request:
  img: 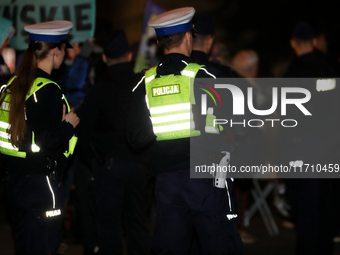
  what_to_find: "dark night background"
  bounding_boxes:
[95,0,340,76]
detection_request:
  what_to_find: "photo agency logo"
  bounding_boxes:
[194,78,336,128]
[191,78,339,179]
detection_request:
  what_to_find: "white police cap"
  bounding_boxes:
[148,7,195,36]
[24,20,73,44]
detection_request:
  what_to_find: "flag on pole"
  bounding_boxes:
[134,0,165,73]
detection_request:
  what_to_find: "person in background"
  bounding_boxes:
[210,41,230,66]
[78,29,151,255]
[52,39,93,112]
[231,49,265,244]
[282,21,340,255]
[0,20,79,255]
[232,50,268,107]
[311,24,328,54]
[0,17,15,85]
[191,14,233,77]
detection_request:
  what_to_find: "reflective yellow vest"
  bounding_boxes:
[0,77,77,158]
[145,63,220,141]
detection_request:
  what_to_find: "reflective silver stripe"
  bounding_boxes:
[200,67,217,79]
[225,180,232,212]
[33,92,37,103]
[31,144,40,152]
[151,112,192,124]
[0,140,19,150]
[153,122,195,133]
[0,129,40,152]
[227,214,238,220]
[150,103,191,115]
[132,76,145,92]
[145,95,149,109]
[0,121,9,129]
[0,84,6,93]
[0,130,10,139]
[182,70,195,77]
[316,79,336,92]
[181,60,188,66]
[145,74,155,83]
[46,176,55,209]
[205,126,219,133]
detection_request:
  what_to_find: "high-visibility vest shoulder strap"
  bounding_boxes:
[26,77,61,99]
[145,63,204,80]
[145,66,157,83]
[180,63,204,77]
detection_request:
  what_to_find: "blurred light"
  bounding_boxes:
[316,79,336,92]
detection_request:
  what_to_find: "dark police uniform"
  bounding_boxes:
[129,51,242,254]
[0,20,76,255]
[284,50,340,255]
[129,7,242,254]
[78,30,151,255]
[1,68,75,254]
[191,50,234,78]
[282,23,340,255]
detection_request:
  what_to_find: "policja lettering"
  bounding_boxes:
[46,209,61,218]
[152,84,180,97]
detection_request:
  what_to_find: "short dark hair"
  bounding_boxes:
[157,30,189,51]
[193,33,212,48]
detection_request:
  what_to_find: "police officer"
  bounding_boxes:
[191,14,233,78]
[128,7,242,255]
[282,22,340,255]
[0,21,79,254]
[78,30,151,255]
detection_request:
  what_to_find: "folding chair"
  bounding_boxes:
[244,179,279,236]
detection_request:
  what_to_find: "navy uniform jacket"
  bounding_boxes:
[191,50,233,78]
[78,62,141,167]
[280,50,340,165]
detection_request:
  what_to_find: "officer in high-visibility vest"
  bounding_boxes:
[128,7,242,254]
[0,20,79,254]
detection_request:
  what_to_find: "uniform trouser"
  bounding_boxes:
[5,173,64,255]
[91,158,151,255]
[288,179,338,255]
[152,169,243,255]
[74,158,98,252]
